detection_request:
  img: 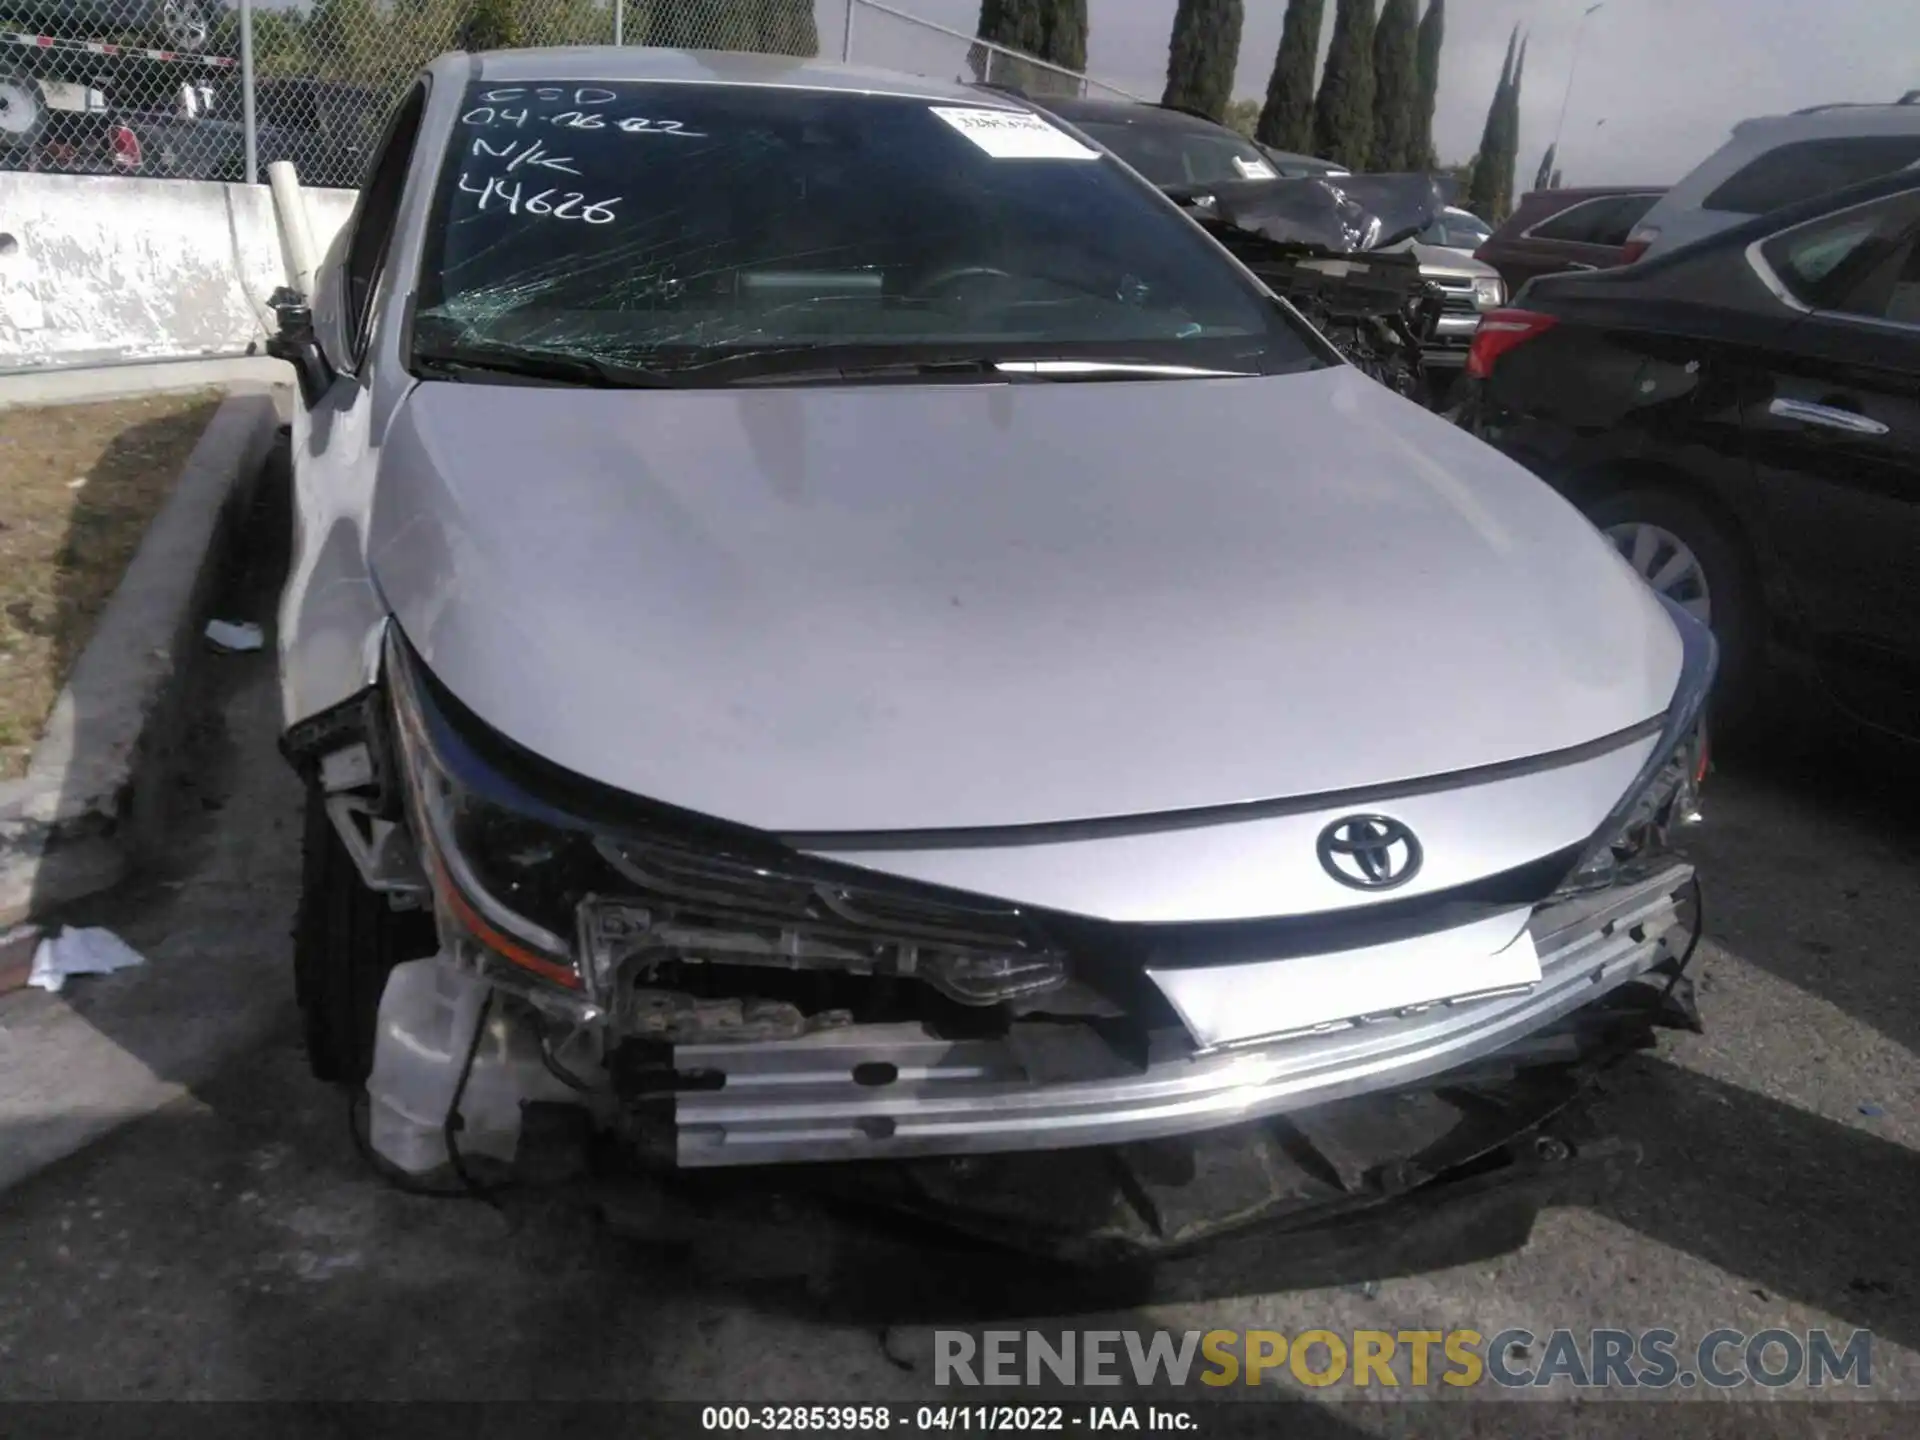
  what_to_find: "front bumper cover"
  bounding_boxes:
[636,862,1694,1168]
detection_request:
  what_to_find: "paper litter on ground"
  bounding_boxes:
[27,927,146,994]
[205,619,264,652]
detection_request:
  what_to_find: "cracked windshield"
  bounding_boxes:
[413,81,1325,384]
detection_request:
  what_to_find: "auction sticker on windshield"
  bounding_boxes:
[928,106,1100,161]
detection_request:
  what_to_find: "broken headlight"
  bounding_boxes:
[1552,595,1716,900]
[384,632,1066,1011]
[387,636,595,993]
[580,832,1067,1009]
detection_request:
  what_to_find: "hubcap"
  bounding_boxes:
[0,79,39,140]
[1606,521,1711,625]
[161,0,210,49]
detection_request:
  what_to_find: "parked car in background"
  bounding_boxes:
[0,0,223,51]
[1466,169,1920,741]
[1384,205,1505,389]
[270,51,1710,1233]
[1626,94,1920,263]
[0,75,140,171]
[1025,96,1491,395]
[130,75,384,184]
[1032,93,1321,187]
[1475,186,1665,291]
[1415,204,1495,257]
[1256,142,1350,178]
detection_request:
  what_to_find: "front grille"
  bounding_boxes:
[1430,280,1481,315]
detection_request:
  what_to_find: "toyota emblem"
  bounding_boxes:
[1317,815,1423,891]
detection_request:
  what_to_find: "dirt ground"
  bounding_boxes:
[0,390,220,776]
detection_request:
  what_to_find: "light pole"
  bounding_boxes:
[1550,2,1607,164]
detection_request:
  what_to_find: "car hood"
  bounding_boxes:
[370,365,1681,834]
[1387,240,1498,277]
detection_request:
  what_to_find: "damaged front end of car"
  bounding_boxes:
[281,605,1714,1253]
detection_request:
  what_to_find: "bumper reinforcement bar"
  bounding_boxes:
[668,863,1695,1166]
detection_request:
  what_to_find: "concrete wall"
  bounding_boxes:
[0,175,357,372]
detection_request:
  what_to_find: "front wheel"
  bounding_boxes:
[1585,488,1759,724]
[293,788,438,1085]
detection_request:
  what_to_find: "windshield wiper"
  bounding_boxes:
[411,342,679,389]
[720,356,1008,386]
[719,355,1254,386]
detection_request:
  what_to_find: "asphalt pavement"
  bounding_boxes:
[0,466,1914,1432]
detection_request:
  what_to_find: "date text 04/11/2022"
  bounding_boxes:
[698,1405,1197,1432]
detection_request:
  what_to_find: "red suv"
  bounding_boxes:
[1474,186,1666,291]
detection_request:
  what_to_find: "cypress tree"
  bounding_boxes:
[1412,0,1445,169]
[1312,0,1378,170]
[1465,25,1516,219]
[1051,0,1089,71]
[1501,35,1528,216]
[1162,0,1247,121]
[971,0,1088,91]
[1255,0,1324,154]
[971,0,1041,86]
[1369,0,1418,170]
[1533,142,1557,195]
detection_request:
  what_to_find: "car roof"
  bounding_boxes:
[1264,146,1347,169]
[1028,94,1353,171]
[1532,166,1920,296]
[1018,93,1244,135]
[442,47,1029,107]
[1517,185,1665,202]
[1755,95,1920,124]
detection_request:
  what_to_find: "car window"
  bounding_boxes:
[1587,193,1659,246]
[1528,196,1627,244]
[1759,190,1920,317]
[413,83,1322,382]
[343,83,426,364]
[1075,118,1277,186]
[1528,195,1657,246]
[1874,245,1920,325]
[1704,136,1920,216]
[1420,213,1493,247]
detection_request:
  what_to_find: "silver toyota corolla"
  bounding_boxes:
[271,48,1712,1195]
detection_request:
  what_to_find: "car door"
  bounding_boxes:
[1742,185,1920,738]
[280,79,429,726]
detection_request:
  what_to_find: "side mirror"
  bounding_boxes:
[266,285,335,407]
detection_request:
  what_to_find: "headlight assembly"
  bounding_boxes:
[388,636,595,994]
[1552,595,1717,900]
[1472,275,1507,312]
[383,632,1067,1013]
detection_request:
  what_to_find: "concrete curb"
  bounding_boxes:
[0,388,283,928]
[0,357,295,410]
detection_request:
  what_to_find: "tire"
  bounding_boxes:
[293,788,439,1085]
[0,68,47,154]
[1584,487,1761,725]
[155,0,212,52]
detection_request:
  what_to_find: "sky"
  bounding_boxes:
[848,0,1920,186]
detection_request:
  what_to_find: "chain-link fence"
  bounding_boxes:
[1,0,1129,185]
[840,0,1141,102]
